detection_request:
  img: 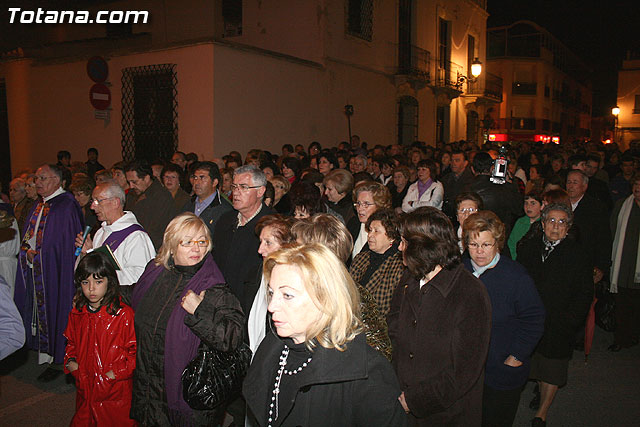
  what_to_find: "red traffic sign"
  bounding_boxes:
[89,83,111,110]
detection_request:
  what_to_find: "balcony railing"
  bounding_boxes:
[435,59,464,91]
[397,44,431,82]
[467,72,503,102]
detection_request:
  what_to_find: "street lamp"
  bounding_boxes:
[612,106,620,143]
[471,58,482,78]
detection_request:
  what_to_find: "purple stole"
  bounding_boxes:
[101,224,144,252]
[19,201,52,353]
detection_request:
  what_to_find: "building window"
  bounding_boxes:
[466,110,479,144]
[397,96,418,146]
[121,64,178,162]
[436,105,450,144]
[222,0,242,37]
[347,0,373,41]
[634,95,640,114]
[512,82,537,95]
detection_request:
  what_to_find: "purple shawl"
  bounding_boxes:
[131,254,226,417]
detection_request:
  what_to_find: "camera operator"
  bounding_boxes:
[469,151,523,237]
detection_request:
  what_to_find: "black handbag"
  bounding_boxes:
[181,342,252,410]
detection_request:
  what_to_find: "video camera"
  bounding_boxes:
[490,145,508,185]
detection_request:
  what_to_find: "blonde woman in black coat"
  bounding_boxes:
[243,243,407,427]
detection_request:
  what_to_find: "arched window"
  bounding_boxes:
[397,96,418,146]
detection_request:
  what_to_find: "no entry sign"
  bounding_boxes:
[89,83,111,110]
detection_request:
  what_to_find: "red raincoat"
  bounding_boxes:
[64,298,137,426]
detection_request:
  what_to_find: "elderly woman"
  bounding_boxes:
[128,212,244,425]
[25,174,39,202]
[70,175,98,230]
[388,207,491,426]
[349,181,392,259]
[162,163,190,211]
[455,192,484,253]
[461,211,545,427]
[349,209,404,316]
[402,159,444,212]
[517,203,593,427]
[390,165,411,212]
[323,169,355,224]
[291,213,393,360]
[269,175,291,215]
[244,244,407,426]
[248,214,295,354]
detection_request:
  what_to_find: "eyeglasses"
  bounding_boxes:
[180,239,209,247]
[457,208,478,214]
[545,217,569,227]
[36,176,56,182]
[231,183,261,192]
[468,241,496,251]
[354,201,375,208]
[91,197,114,205]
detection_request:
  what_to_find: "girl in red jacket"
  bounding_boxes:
[64,251,137,426]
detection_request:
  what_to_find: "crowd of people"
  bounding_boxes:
[0,136,639,427]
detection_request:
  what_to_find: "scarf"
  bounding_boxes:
[542,235,562,262]
[610,195,640,293]
[417,178,434,199]
[131,255,224,419]
[471,253,500,277]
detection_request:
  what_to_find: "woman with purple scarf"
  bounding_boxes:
[129,212,244,426]
[401,159,444,213]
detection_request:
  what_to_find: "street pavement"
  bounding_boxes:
[1,325,638,426]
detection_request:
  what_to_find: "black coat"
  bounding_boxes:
[441,168,475,220]
[517,235,594,359]
[243,332,408,427]
[572,193,612,273]
[469,175,523,234]
[181,191,233,239]
[388,265,491,426]
[212,204,274,313]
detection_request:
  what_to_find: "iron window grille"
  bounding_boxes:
[121,64,178,162]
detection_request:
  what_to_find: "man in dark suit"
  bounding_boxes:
[212,165,274,314]
[441,150,475,221]
[181,161,232,239]
[567,170,612,283]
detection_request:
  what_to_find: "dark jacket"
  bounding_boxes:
[128,257,244,426]
[572,193,612,273]
[126,179,178,250]
[181,191,232,239]
[387,264,491,426]
[517,234,593,359]
[462,256,545,391]
[441,168,475,220]
[172,188,191,213]
[469,175,523,234]
[328,194,355,225]
[212,204,274,313]
[243,332,408,427]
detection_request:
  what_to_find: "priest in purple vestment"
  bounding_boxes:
[14,164,83,380]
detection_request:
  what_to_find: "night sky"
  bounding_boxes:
[487,0,640,117]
